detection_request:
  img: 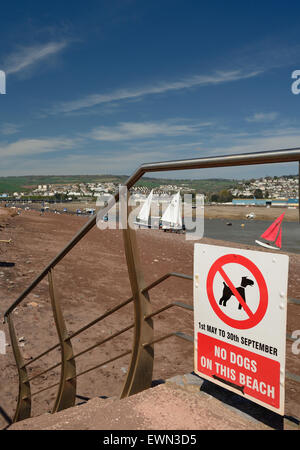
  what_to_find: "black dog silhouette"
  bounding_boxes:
[219,276,254,310]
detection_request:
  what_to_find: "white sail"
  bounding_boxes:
[162,191,182,228]
[137,190,153,222]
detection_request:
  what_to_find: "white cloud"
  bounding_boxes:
[4,41,69,76]
[0,136,79,157]
[86,120,212,141]
[0,123,22,136]
[245,112,279,123]
[51,69,263,114]
[1,119,299,178]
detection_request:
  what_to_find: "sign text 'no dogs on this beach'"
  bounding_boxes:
[193,244,289,414]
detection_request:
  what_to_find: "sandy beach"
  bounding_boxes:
[204,205,299,222]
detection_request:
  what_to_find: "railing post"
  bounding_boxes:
[7,315,31,422]
[48,268,76,412]
[120,192,154,398]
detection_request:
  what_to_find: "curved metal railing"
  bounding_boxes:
[4,270,193,422]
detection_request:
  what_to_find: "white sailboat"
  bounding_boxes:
[134,190,160,228]
[161,191,183,232]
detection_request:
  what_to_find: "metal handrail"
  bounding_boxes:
[21,272,191,370]
[74,350,132,380]
[71,323,134,360]
[143,331,194,346]
[144,301,193,320]
[8,272,193,414]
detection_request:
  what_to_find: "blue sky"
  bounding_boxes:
[1,0,300,179]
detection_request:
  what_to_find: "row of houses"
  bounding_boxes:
[232,198,299,207]
[231,176,299,199]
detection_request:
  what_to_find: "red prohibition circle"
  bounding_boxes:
[206,254,268,330]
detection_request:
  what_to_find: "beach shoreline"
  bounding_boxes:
[2,201,299,223]
[203,205,299,222]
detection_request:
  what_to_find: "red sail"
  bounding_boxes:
[275,227,282,248]
[261,221,280,241]
[261,213,285,242]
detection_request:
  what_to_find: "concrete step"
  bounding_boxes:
[8,373,283,430]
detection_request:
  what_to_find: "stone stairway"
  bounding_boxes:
[8,373,286,430]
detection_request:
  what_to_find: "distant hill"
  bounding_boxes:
[0,175,127,193]
[0,175,238,194]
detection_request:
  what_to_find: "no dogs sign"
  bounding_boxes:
[193,244,289,414]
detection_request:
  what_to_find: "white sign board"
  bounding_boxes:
[193,243,289,414]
